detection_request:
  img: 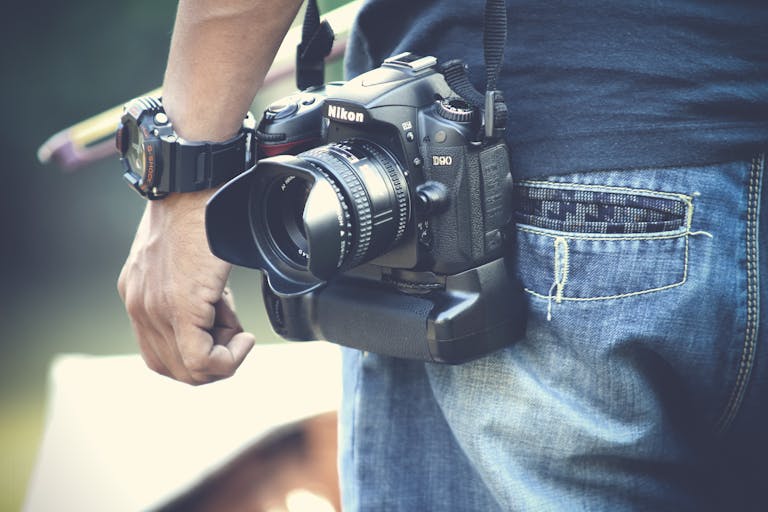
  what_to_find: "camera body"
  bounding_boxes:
[207,53,526,363]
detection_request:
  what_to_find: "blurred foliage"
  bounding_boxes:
[0,0,350,510]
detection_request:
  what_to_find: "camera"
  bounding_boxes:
[206,53,525,363]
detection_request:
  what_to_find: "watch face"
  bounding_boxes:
[125,122,145,176]
[119,96,168,198]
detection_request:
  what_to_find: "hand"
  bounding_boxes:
[117,190,255,384]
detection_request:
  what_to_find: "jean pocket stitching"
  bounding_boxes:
[517,180,695,203]
[516,226,689,241]
[715,152,764,433]
[515,182,697,302]
[516,180,695,237]
[520,232,690,302]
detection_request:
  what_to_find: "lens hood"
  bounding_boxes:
[207,155,353,296]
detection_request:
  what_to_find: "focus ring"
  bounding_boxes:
[324,150,373,268]
[307,163,354,268]
[303,148,373,268]
[359,142,409,242]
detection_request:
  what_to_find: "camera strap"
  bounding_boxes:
[441,0,509,141]
[298,0,508,139]
[296,0,335,90]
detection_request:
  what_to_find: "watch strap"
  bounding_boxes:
[170,128,255,194]
[118,95,258,200]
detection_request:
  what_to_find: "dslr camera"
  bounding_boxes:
[206,53,525,363]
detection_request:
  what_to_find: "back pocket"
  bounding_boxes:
[514,181,694,302]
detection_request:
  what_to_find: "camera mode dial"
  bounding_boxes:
[436,98,475,123]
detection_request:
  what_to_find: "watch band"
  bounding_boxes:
[166,126,256,194]
[117,96,257,200]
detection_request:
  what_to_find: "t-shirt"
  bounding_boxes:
[344,0,768,178]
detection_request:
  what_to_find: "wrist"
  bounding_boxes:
[147,188,216,220]
[144,189,231,267]
[162,93,246,143]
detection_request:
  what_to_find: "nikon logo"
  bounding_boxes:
[327,104,365,123]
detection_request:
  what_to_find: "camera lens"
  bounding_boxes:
[300,141,409,271]
[251,139,410,289]
[263,175,312,267]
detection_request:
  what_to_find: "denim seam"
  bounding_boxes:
[524,269,686,302]
[518,185,695,302]
[517,180,694,204]
[517,226,689,241]
[522,233,689,301]
[715,153,764,433]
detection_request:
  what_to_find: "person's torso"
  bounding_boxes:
[344,0,768,177]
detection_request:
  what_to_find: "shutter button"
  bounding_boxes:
[266,100,299,120]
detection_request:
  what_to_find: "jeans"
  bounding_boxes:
[338,154,768,511]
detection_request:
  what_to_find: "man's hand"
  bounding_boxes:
[117,190,255,384]
[117,0,303,383]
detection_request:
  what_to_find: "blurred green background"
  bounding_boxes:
[0,1,347,510]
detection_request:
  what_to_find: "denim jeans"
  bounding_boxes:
[338,154,768,511]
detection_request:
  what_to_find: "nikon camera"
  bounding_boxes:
[206,53,526,364]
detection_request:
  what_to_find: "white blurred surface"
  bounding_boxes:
[23,342,342,512]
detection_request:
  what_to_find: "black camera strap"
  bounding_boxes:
[441,0,509,141]
[296,0,335,90]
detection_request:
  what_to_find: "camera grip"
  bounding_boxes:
[262,258,526,364]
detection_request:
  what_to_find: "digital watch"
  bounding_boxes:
[116,96,257,200]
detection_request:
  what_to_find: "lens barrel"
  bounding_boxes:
[246,139,410,294]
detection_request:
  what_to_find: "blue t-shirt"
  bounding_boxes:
[344,0,768,178]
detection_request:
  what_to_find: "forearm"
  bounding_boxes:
[162,0,304,142]
[119,0,304,384]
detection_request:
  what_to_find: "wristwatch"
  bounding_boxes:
[116,96,257,200]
